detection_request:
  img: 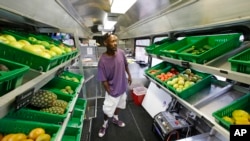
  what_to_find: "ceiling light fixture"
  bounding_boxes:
[103,13,117,30]
[109,0,137,14]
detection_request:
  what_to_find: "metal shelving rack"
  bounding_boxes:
[146,41,250,141]
[0,1,89,140]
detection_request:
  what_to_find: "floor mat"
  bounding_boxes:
[90,98,159,141]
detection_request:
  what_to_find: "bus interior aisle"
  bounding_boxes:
[79,61,160,141]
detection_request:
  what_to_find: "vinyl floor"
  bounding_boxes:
[89,97,160,141]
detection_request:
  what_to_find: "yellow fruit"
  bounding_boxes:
[35,134,51,141]
[222,116,234,124]
[232,109,249,118]
[235,120,250,125]
[28,128,46,140]
[0,133,3,140]
[1,134,15,141]
[18,40,31,46]
[22,139,34,141]
[233,116,249,122]
[8,133,27,141]
[3,34,16,42]
[65,86,72,91]
[9,41,24,49]
[50,46,63,55]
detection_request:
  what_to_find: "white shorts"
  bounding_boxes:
[102,92,127,117]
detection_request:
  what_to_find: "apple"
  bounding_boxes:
[28,36,37,42]
[40,41,50,47]
[64,47,72,53]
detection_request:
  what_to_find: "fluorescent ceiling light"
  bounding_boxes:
[109,0,137,14]
[103,13,117,30]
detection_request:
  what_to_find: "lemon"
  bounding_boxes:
[222,116,235,124]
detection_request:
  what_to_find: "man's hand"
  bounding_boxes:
[128,76,132,85]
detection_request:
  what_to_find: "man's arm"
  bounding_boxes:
[102,81,111,95]
[125,65,132,85]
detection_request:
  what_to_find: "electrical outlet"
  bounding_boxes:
[188,111,196,120]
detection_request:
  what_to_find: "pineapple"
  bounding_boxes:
[53,99,68,109]
[40,106,65,115]
[30,90,57,108]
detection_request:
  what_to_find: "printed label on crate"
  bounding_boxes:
[15,88,34,110]
[230,125,250,140]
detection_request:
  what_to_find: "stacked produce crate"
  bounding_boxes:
[0,30,78,72]
[2,71,87,141]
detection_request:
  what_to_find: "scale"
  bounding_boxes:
[152,111,191,141]
[141,82,172,117]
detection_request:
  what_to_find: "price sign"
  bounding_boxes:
[56,66,65,76]
[15,88,34,110]
[181,61,190,68]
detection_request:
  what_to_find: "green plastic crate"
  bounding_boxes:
[74,98,87,112]
[160,36,206,59]
[153,65,185,85]
[228,48,250,74]
[62,126,82,141]
[28,33,77,61]
[58,71,84,84]
[212,93,250,131]
[0,58,29,96]
[0,31,65,72]
[5,91,73,123]
[177,33,241,64]
[145,38,176,55]
[145,62,173,79]
[68,109,85,128]
[164,69,212,99]
[43,77,81,97]
[0,118,60,139]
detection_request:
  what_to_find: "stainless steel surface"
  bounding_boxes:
[176,132,221,141]
[145,74,250,141]
[1,0,250,39]
[0,0,90,37]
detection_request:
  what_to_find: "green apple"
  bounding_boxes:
[40,41,50,47]
[28,36,37,42]
[64,47,72,53]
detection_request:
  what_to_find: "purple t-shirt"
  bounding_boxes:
[97,49,128,97]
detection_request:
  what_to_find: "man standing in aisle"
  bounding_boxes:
[97,32,132,138]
